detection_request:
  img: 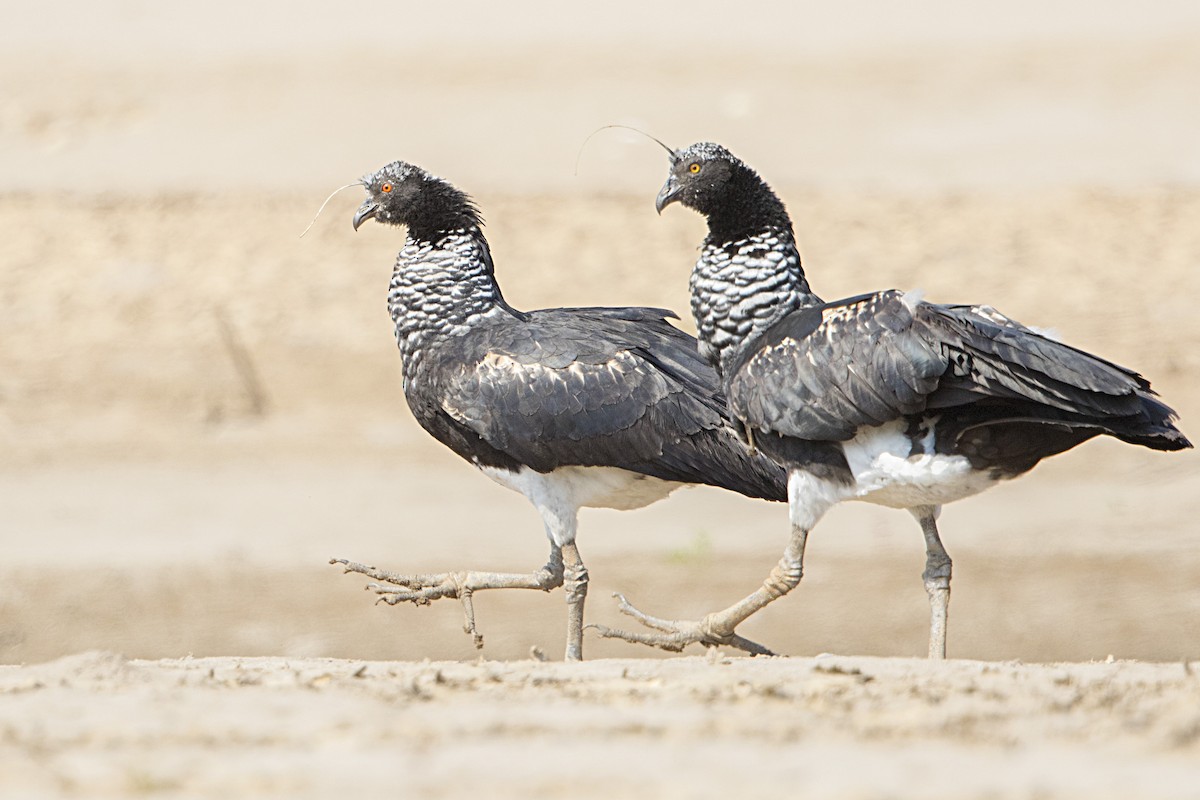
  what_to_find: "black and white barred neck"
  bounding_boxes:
[354,161,521,382]
[664,143,822,378]
[690,228,818,378]
[387,229,512,380]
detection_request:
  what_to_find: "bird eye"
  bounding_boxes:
[381,182,393,193]
[688,163,701,174]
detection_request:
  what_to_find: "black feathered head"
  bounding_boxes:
[353,161,483,239]
[656,142,791,239]
[655,142,744,215]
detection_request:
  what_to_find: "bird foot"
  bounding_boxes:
[588,593,777,657]
[330,557,485,648]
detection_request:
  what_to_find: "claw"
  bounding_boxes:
[593,594,778,657]
[610,592,684,633]
[459,587,484,649]
[331,557,376,576]
[329,553,570,655]
[587,623,688,653]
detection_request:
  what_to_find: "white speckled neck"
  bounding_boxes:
[689,227,821,378]
[387,227,507,380]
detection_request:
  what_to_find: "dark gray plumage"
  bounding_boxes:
[729,290,1187,474]
[419,304,785,496]
[332,159,786,661]
[597,141,1190,659]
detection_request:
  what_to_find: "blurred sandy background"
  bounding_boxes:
[1,2,1199,796]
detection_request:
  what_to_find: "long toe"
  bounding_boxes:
[588,595,777,656]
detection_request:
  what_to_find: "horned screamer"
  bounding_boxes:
[596,142,1190,659]
[331,160,786,661]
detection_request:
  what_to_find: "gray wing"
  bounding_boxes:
[728,290,1158,442]
[437,308,786,497]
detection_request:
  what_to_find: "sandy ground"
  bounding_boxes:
[3,3,1200,797]
[2,652,1199,799]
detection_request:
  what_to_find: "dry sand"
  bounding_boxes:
[2,652,1199,799]
[3,3,1200,797]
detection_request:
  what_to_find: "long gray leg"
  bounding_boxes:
[592,521,807,655]
[911,505,951,659]
[330,546,565,650]
[593,469,834,656]
[561,542,589,662]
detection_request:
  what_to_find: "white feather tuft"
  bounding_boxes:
[901,288,926,312]
[1029,325,1061,341]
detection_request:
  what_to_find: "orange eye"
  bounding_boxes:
[381,182,393,193]
[688,163,701,174]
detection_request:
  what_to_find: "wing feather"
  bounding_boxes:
[728,292,946,440]
[428,308,786,498]
[728,290,1161,442]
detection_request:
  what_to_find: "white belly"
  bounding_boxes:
[840,420,1000,509]
[478,464,685,546]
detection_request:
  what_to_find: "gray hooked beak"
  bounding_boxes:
[352,200,379,231]
[655,175,682,215]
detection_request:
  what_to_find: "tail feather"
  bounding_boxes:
[1110,392,1192,451]
[932,304,1191,451]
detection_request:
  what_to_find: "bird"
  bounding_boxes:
[330,159,787,661]
[596,140,1191,659]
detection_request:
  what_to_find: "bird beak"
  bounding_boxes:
[655,175,682,215]
[352,200,379,231]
